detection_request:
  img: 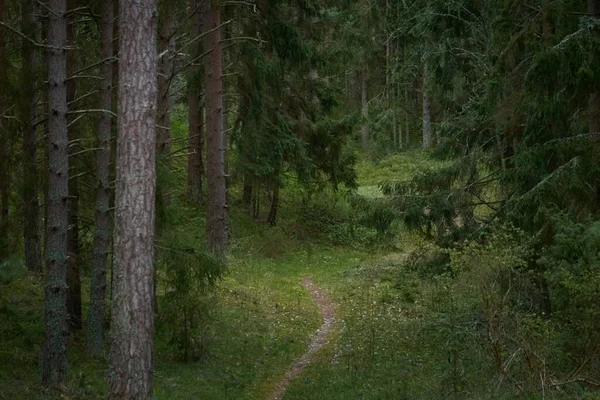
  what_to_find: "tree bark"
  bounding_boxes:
[108,0,157,398]
[202,0,228,257]
[87,0,113,357]
[40,0,70,387]
[20,0,43,273]
[242,173,252,209]
[405,88,410,147]
[360,69,369,147]
[157,2,175,160]
[422,61,432,149]
[187,5,203,205]
[0,0,8,261]
[589,0,600,136]
[66,0,82,332]
[267,180,280,226]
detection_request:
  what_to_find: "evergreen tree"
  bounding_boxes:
[109,0,158,397]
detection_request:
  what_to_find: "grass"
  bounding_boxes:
[3,148,588,400]
[0,148,447,400]
[356,150,449,198]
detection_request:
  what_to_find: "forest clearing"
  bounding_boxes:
[2,0,600,399]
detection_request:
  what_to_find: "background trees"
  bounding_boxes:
[1,0,600,397]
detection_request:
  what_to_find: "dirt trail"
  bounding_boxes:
[268,277,336,400]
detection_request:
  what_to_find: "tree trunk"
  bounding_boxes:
[108,0,157,398]
[589,0,600,136]
[157,3,175,161]
[405,88,410,147]
[267,180,280,226]
[242,173,252,209]
[66,0,82,332]
[187,6,203,205]
[422,61,432,149]
[20,0,43,273]
[87,0,113,357]
[187,95,204,205]
[202,0,228,257]
[360,69,369,147]
[40,0,69,387]
[0,0,8,261]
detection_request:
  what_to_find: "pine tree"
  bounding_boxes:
[109,0,158,396]
[20,0,43,273]
[87,0,114,357]
[202,0,227,257]
[41,0,69,387]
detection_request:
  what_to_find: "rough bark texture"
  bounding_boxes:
[108,0,157,398]
[202,0,228,257]
[20,0,43,273]
[87,0,113,357]
[40,0,70,387]
[360,69,369,147]
[187,6,203,205]
[589,0,600,136]
[66,0,82,332]
[422,61,432,149]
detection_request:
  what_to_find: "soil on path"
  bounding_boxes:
[268,277,336,400]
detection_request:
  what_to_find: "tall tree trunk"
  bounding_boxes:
[66,0,82,332]
[242,173,252,209]
[187,6,203,205]
[360,68,369,147]
[360,69,369,147]
[405,87,410,147]
[157,4,175,160]
[267,179,280,226]
[109,0,157,397]
[40,0,69,387]
[20,0,43,273]
[589,0,600,136]
[202,0,227,257]
[422,61,432,149]
[0,0,8,261]
[87,0,114,357]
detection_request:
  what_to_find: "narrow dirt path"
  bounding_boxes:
[268,277,336,400]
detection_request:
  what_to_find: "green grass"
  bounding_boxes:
[2,149,590,400]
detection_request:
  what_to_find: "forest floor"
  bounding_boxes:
[0,150,523,399]
[269,277,336,400]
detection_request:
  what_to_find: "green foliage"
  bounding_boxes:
[0,256,26,283]
[157,235,224,362]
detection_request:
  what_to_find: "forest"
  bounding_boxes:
[1,0,600,399]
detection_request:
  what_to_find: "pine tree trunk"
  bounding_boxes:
[66,0,82,332]
[360,69,369,147]
[422,62,432,149]
[202,0,228,257]
[187,95,204,205]
[187,6,203,205]
[589,0,600,136]
[0,0,8,261]
[242,173,252,209]
[267,180,280,226]
[40,0,70,387]
[108,0,157,397]
[21,0,43,273]
[405,88,410,147]
[87,0,113,357]
[157,4,175,160]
